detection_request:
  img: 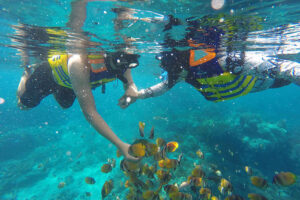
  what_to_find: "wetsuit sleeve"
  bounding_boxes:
[138,80,170,99]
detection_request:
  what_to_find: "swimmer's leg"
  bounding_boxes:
[277,60,300,86]
[17,62,56,109]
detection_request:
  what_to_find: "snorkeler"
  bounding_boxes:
[16,0,140,161]
[118,14,300,107]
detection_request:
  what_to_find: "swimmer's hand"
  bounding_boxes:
[118,84,138,109]
[119,143,140,162]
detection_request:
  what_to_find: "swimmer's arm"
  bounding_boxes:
[138,80,170,99]
[67,0,87,32]
[118,69,139,108]
[68,55,137,161]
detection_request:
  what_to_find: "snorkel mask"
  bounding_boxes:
[105,52,140,83]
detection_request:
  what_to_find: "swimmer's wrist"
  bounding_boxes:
[138,88,153,99]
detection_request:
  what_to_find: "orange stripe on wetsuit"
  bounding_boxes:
[188,40,216,67]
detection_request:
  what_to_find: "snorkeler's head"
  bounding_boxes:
[105,52,140,83]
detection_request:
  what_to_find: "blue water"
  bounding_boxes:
[1,0,300,199]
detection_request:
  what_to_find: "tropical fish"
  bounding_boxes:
[139,121,145,137]
[120,159,141,174]
[215,170,222,177]
[116,149,122,158]
[164,184,179,195]
[158,154,183,170]
[145,143,159,157]
[224,195,244,200]
[101,163,112,173]
[85,177,96,185]
[211,196,219,200]
[250,176,268,189]
[149,126,154,139]
[145,179,155,188]
[101,179,113,199]
[169,192,192,200]
[142,190,156,200]
[272,172,297,186]
[142,163,156,178]
[128,174,148,190]
[57,182,66,189]
[156,169,172,184]
[85,192,91,197]
[191,165,205,178]
[196,149,204,159]
[188,176,204,187]
[166,141,179,152]
[218,178,233,195]
[245,166,252,176]
[129,143,146,157]
[156,138,166,147]
[248,193,268,200]
[199,187,211,199]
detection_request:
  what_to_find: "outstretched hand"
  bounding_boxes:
[119,143,141,162]
[118,84,139,109]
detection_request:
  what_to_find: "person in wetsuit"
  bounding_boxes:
[118,14,300,107]
[16,0,140,161]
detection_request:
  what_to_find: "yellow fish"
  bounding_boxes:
[248,193,268,200]
[191,165,205,178]
[272,172,297,186]
[196,149,204,159]
[57,181,66,189]
[85,177,96,185]
[142,190,156,199]
[245,166,252,176]
[211,196,219,200]
[224,195,244,200]
[129,143,146,157]
[101,179,113,199]
[158,154,183,170]
[218,178,233,195]
[199,187,211,200]
[164,184,179,195]
[101,163,112,173]
[169,192,192,200]
[156,169,172,184]
[188,176,203,187]
[142,163,156,179]
[139,121,145,137]
[166,141,179,152]
[145,143,158,157]
[250,176,268,189]
[121,160,142,174]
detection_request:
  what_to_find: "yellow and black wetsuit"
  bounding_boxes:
[161,42,256,102]
[48,53,116,89]
[185,41,256,102]
[19,53,117,109]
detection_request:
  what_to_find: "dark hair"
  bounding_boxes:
[105,52,140,83]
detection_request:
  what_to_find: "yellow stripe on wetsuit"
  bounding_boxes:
[48,54,115,89]
[196,72,256,102]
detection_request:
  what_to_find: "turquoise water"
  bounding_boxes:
[0,0,300,199]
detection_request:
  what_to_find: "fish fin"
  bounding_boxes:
[178,153,183,165]
[149,126,154,139]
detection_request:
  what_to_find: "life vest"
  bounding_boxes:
[48,53,116,89]
[188,40,256,102]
